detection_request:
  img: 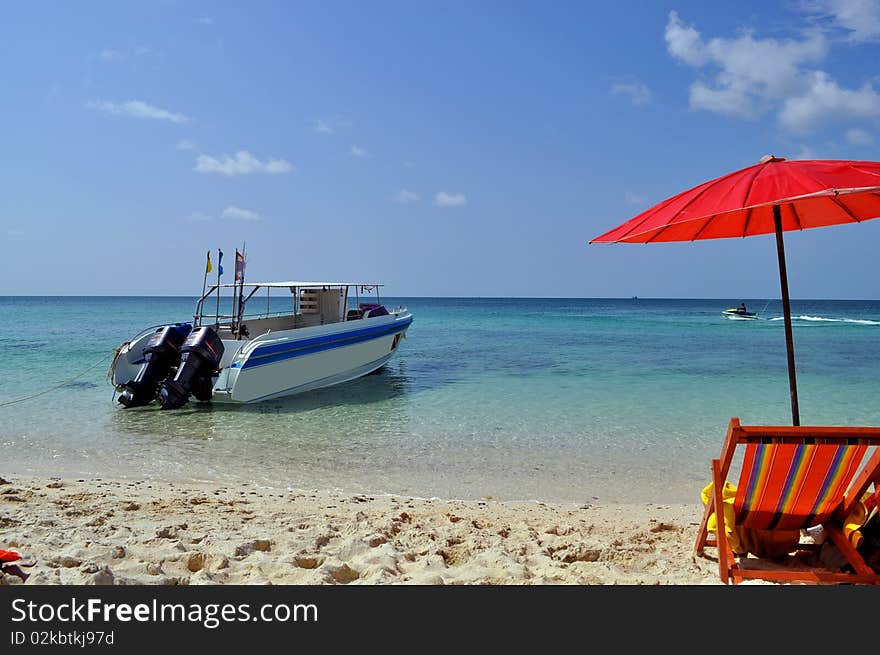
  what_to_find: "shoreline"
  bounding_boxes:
[0,474,722,585]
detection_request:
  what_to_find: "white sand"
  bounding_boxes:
[0,475,729,585]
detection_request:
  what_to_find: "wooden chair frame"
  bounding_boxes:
[694,418,880,585]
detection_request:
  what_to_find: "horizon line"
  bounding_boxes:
[2,294,880,302]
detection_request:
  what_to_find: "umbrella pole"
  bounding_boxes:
[774,205,800,426]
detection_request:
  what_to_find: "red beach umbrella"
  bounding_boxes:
[0,549,22,563]
[590,155,880,425]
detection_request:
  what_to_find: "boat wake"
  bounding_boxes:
[768,315,880,325]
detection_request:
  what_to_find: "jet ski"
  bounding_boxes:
[723,307,758,320]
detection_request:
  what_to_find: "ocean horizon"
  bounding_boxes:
[5,294,880,300]
[3,295,880,505]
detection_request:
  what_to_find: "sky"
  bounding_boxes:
[2,0,880,298]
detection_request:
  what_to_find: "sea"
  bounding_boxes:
[2,296,879,505]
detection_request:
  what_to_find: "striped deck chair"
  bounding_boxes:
[694,418,880,585]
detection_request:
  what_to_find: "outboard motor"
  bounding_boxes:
[158,326,224,410]
[118,323,192,408]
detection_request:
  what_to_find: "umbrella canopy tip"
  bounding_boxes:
[759,154,786,164]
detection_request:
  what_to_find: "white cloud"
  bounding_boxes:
[313,117,352,134]
[88,100,189,124]
[845,127,874,144]
[435,192,467,207]
[187,211,211,222]
[222,206,261,221]
[394,190,420,203]
[779,71,880,132]
[797,143,819,159]
[610,81,652,106]
[98,49,124,62]
[806,0,880,42]
[664,11,880,133]
[176,139,196,151]
[350,145,367,158]
[195,151,294,176]
[665,11,827,120]
[96,47,151,62]
[664,11,708,66]
[314,120,334,134]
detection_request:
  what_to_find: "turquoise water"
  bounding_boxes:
[2,296,880,504]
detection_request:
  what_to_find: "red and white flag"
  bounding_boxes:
[234,249,246,282]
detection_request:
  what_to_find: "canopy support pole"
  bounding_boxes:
[774,205,800,426]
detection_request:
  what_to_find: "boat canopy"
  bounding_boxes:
[194,279,387,334]
[212,281,383,289]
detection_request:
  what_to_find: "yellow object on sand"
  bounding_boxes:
[701,481,872,556]
[701,480,801,558]
[701,481,801,559]
[843,493,871,549]
[701,480,746,555]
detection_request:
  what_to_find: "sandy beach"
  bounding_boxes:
[0,475,726,585]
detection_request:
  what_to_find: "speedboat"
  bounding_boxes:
[722,307,758,320]
[109,280,413,408]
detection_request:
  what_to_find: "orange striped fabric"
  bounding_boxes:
[733,441,867,531]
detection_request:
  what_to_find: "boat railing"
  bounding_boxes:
[193,291,263,327]
[192,282,392,331]
[237,308,297,321]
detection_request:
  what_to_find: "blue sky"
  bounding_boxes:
[2,1,880,297]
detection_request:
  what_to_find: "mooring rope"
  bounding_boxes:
[0,350,116,407]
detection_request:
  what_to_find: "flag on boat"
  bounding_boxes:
[235,249,246,282]
[218,249,224,277]
[205,250,213,274]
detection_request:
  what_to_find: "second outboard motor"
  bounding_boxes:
[158,326,224,410]
[117,323,192,408]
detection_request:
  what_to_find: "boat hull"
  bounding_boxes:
[111,311,412,405]
[214,313,411,403]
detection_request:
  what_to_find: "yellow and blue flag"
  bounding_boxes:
[206,250,213,274]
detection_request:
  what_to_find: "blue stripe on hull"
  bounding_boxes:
[233,317,412,370]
